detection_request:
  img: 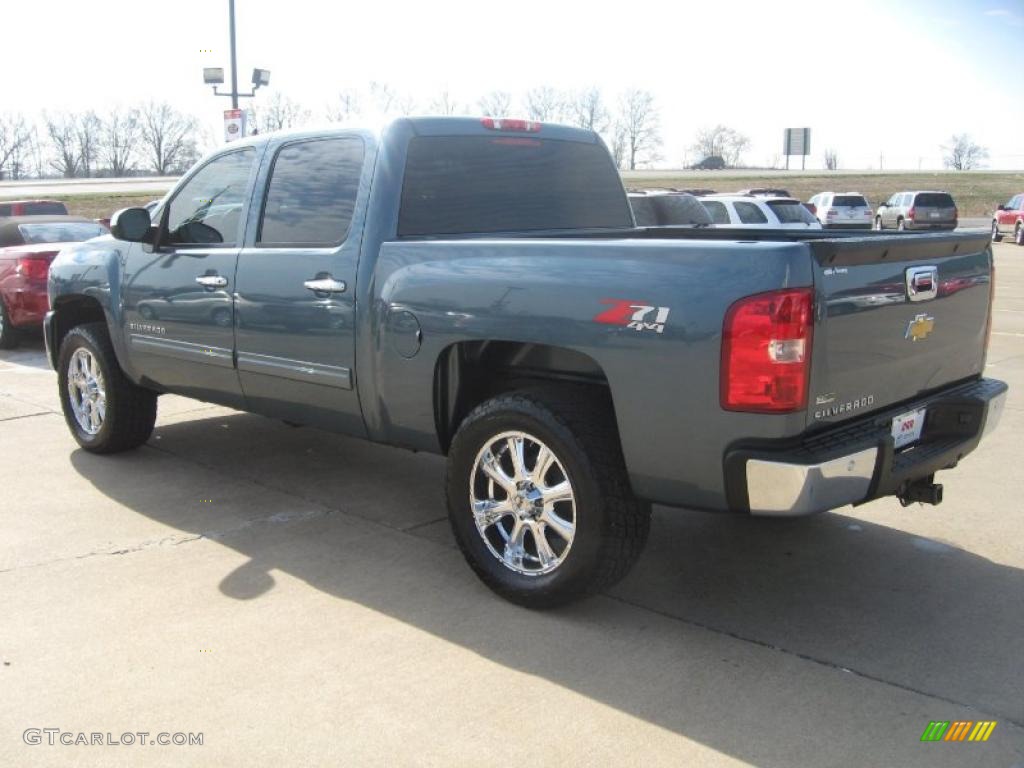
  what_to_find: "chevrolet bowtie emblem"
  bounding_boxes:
[905,313,935,342]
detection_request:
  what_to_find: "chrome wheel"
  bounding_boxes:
[67,348,106,435]
[470,430,576,576]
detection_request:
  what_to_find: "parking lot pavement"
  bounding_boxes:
[1,245,1023,767]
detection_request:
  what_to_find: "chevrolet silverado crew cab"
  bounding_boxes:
[45,117,1007,608]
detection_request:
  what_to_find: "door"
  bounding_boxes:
[121,147,258,407]
[234,135,368,436]
[999,195,1021,234]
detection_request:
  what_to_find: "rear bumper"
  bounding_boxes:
[823,222,872,230]
[906,220,957,231]
[724,378,1008,516]
[4,282,49,327]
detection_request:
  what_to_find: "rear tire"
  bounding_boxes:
[0,299,19,350]
[1016,223,1023,246]
[57,322,157,453]
[991,221,1002,242]
[446,386,651,608]
[897,218,906,231]
[874,216,883,231]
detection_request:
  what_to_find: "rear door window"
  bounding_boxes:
[653,195,713,226]
[914,193,954,208]
[700,200,731,225]
[734,201,768,224]
[766,201,818,224]
[399,136,632,236]
[629,197,658,226]
[258,137,364,246]
[832,195,868,208]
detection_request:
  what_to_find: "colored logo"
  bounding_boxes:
[905,313,935,342]
[920,720,996,742]
[594,299,671,334]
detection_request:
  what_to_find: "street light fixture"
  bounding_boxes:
[200,0,270,109]
[203,68,225,85]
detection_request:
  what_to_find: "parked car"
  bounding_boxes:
[45,117,1005,607]
[0,216,107,348]
[628,191,713,227]
[875,191,957,231]
[991,193,1024,245]
[807,192,874,229]
[698,194,822,229]
[0,200,69,217]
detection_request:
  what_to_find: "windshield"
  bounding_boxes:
[767,201,819,224]
[18,222,107,244]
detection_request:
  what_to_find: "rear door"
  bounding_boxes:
[999,195,1021,234]
[121,147,258,407]
[808,232,992,427]
[233,134,369,436]
[830,195,872,226]
[914,192,956,227]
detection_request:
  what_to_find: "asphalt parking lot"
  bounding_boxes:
[1,242,1022,767]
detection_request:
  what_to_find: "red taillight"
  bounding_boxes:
[16,257,50,281]
[953,207,959,220]
[907,207,916,220]
[721,288,814,413]
[481,117,541,133]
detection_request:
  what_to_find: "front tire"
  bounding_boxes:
[57,322,157,453]
[1016,223,1023,246]
[0,299,19,350]
[446,387,650,608]
[991,221,1002,242]
[874,216,883,231]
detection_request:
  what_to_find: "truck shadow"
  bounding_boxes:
[69,409,1024,765]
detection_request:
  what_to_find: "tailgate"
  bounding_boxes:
[807,232,992,427]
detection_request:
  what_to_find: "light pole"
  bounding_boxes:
[202,1,271,111]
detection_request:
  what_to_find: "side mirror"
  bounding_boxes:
[110,207,153,243]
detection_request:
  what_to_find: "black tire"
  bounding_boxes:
[0,298,19,350]
[57,322,157,453]
[991,221,1002,242]
[897,218,906,231]
[874,216,883,231]
[446,386,651,608]
[1016,223,1024,246]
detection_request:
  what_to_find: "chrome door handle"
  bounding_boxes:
[195,275,228,288]
[304,277,347,294]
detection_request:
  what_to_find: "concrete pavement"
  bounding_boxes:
[1,244,1022,766]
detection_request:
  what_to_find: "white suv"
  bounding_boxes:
[698,194,822,229]
[807,192,873,230]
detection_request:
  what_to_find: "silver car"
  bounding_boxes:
[875,191,957,231]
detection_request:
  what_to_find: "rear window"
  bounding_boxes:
[18,222,106,244]
[914,193,955,208]
[629,197,658,227]
[398,136,632,236]
[832,195,868,208]
[700,200,731,225]
[22,202,68,215]
[766,201,818,224]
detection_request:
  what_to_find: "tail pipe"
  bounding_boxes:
[898,475,944,507]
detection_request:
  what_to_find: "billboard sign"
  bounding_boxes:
[784,127,811,156]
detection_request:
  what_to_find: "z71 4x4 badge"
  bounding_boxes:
[594,299,671,334]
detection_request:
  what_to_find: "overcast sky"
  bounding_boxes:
[5,0,1022,170]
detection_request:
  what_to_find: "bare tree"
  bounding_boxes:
[478,90,513,117]
[251,93,312,134]
[524,86,565,122]
[138,102,200,175]
[567,87,609,133]
[428,89,462,116]
[102,108,140,177]
[367,81,416,117]
[609,123,628,170]
[942,134,988,170]
[616,89,661,170]
[823,148,838,171]
[44,112,81,178]
[690,125,750,168]
[326,89,361,123]
[0,113,33,180]
[77,111,102,177]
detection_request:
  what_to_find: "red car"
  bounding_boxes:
[992,193,1024,245]
[0,216,107,348]
[0,199,69,217]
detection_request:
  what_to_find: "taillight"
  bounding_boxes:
[16,257,50,281]
[953,207,959,220]
[721,288,814,413]
[481,117,541,133]
[907,207,916,220]
[864,209,873,216]
[826,209,838,217]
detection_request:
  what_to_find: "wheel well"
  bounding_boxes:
[433,341,610,453]
[51,296,107,359]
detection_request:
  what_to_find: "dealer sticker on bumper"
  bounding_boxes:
[892,407,927,449]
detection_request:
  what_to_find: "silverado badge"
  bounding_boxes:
[905,313,935,342]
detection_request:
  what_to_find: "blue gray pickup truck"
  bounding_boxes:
[45,117,1007,607]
